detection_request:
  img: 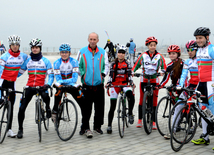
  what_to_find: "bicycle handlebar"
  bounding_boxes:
[24,86,53,97]
[0,87,23,94]
[106,85,132,89]
[134,73,161,78]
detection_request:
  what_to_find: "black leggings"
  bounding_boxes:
[1,80,15,130]
[108,90,135,127]
[18,88,50,130]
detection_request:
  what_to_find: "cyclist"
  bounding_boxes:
[0,35,28,138]
[163,41,199,139]
[191,27,214,146]
[104,39,115,59]
[105,45,135,134]
[51,43,84,124]
[132,36,166,129]
[0,41,6,55]
[17,38,54,139]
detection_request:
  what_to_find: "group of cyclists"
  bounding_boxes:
[104,38,136,66]
[1,26,214,151]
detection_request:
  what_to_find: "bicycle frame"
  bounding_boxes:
[179,87,214,137]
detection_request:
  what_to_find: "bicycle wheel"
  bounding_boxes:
[41,101,49,131]
[56,100,78,141]
[142,91,153,135]
[155,96,173,136]
[118,97,125,138]
[124,98,129,128]
[185,107,197,143]
[37,101,42,142]
[170,105,192,152]
[0,101,11,144]
[168,101,186,134]
[198,116,202,128]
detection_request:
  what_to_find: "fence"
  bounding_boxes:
[21,47,81,55]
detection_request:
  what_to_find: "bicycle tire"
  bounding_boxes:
[41,101,49,131]
[168,101,186,134]
[185,107,197,143]
[155,96,173,136]
[124,98,129,128]
[37,101,42,142]
[118,97,125,138]
[169,101,198,144]
[142,91,153,135]
[198,116,202,128]
[56,100,78,141]
[0,101,11,144]
[170,105,192,152]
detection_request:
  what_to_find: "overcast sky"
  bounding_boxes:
[1,0,214,50]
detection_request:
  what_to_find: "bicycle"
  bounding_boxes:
[107,84,134,138]
[54,85,78,141]
[23,86,52,142]
[106,49,114,62]
[134,72,160,134]
[155,85,178,137]
[170,87,205,152]
[168,87,202,139]
[0,87,22,144]
[112,85,131,138]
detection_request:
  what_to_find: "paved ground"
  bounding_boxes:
[1,55,214,155]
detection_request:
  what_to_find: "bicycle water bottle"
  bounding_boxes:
[201,106,214,122]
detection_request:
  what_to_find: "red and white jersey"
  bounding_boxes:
[197,43,214,82]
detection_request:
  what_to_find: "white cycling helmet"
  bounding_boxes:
[29,38,42,48]
[118,45,127,52]
[8,35,21,45]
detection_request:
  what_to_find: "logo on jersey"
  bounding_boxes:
[73,68,79,72]
[54,70,60,74]
[211,83,214,87]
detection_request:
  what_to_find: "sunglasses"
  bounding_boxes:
[118,51,125,54]
[187,48,195,52]
[11,43,20,46]
[60,51,69,54]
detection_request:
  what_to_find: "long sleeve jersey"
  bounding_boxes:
[18,56,54,87]
[196,42,214,82]
[108,59,133,85]
[132,50,166,83]
[0,50,28,81]
[179,57,199,87]
[160,58,185,87]
[53,57,79,85]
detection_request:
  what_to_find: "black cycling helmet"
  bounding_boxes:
[194,27,211,37]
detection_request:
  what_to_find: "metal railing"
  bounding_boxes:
[21,47,81,54]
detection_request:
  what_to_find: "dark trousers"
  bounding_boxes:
[1,80,15,130]
[82,84,105,130]
[18,88,50,130]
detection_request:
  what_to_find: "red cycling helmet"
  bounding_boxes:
[145,36,158,46]
[167,45,181,53]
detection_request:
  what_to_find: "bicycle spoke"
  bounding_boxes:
[56,100,78,141]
